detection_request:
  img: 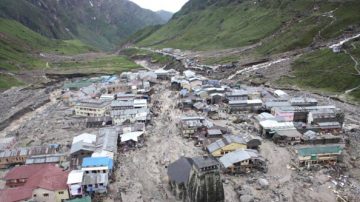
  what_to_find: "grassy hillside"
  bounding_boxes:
[0,74,23,90]
[49,55,140,74]
[0,18,95,71]
[122,25,163,46]
[277,41,360,101]
[121,48,172,64]
[0,0,166,50]
[257,2,360,55]
[137,0,360,52]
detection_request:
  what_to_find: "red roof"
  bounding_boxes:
[4,164,53,180]
[0,187,33,202]
[25,167,68,191]
[4,164,68,190]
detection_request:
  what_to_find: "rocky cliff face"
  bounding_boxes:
[0,0,166,50]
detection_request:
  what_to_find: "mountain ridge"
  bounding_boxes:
[156,10,173,22]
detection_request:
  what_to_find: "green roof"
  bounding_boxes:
[65,196,91,202]
[297,145,342,157]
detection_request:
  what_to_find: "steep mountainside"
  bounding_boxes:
[156,10,173,22]
[132,0,360,102]
[0,0,166,50]
[0,18,97,89]
[0,17,140,90]
[137,0,360,51]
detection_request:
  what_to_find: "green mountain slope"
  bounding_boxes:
[137,0,360,51]
[0,18,95,71]
[0,18,141,90]
[133,0,360,102]
[0,0,166,50]
[278,41,360,102]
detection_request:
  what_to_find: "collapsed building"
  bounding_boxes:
[179,117,213,138]
[0,145,60,169]
[206,135,261,157]
[219,149,267,173]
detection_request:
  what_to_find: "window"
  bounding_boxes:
[58,191,64,195]
[43,193,49,197]
[33,194,37,197]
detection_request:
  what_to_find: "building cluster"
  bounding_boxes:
[63,70,177,128]
[0,66,349,202]
[167,70,346,200]
[0,69,165,202]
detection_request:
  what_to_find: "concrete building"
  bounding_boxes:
[67,170,85,197]
[180,117,212,138]
[272,129,302,145]
[70,133,97,169]
[75,99,110,117]
[81,157,113,194]
[295,145,343,166]
[228,99,263,113]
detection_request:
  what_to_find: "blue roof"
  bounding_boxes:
[82,157,113,169]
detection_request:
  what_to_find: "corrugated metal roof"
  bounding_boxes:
[25,153,64,165]
[219,149,260,168]
[207,135,246,153]
[96,128,118,152]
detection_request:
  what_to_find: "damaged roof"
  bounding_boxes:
[207,135,247,153]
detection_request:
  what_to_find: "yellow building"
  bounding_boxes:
[75,99,110,117]
[32,188,69,202]
[206,135,247,157]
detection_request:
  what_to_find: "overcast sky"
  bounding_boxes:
[129,0,189,13]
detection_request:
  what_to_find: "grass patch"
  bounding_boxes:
[278,45,360,101]
[121,48,172,65]
[0,74,23,89]
[50,55,140,74]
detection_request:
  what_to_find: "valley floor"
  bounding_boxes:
[1,57,360,202]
